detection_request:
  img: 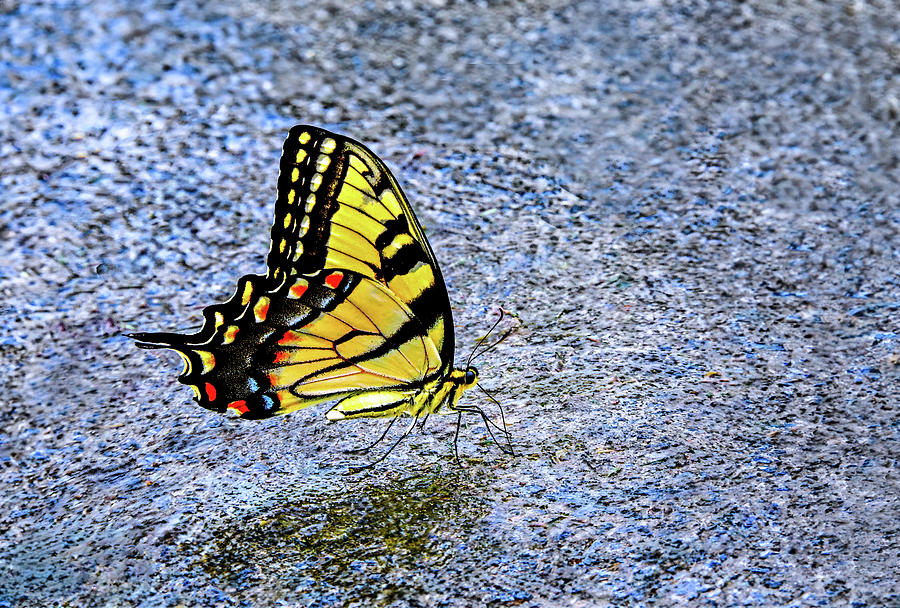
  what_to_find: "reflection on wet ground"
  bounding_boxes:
[195,469,489,603]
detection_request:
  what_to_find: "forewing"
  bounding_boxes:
[266,125,454,370]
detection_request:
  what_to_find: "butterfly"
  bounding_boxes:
[131,126,507,455]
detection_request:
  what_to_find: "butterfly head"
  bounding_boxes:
[448,366,478,389]
[439,366,479,415]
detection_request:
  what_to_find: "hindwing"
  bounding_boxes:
[133,269,442,419]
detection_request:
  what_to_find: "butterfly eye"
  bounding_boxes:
[464,367,478,385]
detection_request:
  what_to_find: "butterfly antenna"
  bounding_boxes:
[465,310,506,369]
[477,384,515,456]
[347,415,418,474]
[344,416,399,454]
[469,328,513,365]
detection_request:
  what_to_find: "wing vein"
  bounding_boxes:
[330,219,380,248]
[342,294,421,371]
[326,244,379,272]
[340,177,396,219]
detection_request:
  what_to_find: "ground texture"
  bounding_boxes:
[1,1,898,606]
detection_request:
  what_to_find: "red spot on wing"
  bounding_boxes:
[325,271,343,289]
[290,282,308,298]
[205,382,217,401]
[278,330,299,345]
[228,400,249,415]
[255,300,270,321]
[274,350,289,364]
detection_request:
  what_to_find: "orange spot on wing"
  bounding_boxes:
[205,382,217,401]
[289,282,308,299]
[254,296,271,322]
[227,400,249,415]
[278,330,299,345]
[267,371,283,388]
[274,350,289,364]
[223,325,240,343]
[325,271,343,289]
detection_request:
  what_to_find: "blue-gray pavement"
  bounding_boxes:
[1,1,898,606]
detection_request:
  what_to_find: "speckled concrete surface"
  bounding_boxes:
[1,1,898,606]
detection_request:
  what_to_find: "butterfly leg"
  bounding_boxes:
[347,413,418,474]
[453,404,515,456]
[344,416,399,454]
[476,385,516,456]
[453,410,464,467]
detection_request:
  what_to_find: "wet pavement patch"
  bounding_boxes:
[191,469,490,603]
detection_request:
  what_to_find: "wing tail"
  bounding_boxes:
[129,331,198,349]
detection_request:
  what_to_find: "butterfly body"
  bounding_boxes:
[325,366,478,422]
[132,126,479,425]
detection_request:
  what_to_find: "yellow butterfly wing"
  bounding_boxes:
[132,126,456,420]
[266,126,453,366]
